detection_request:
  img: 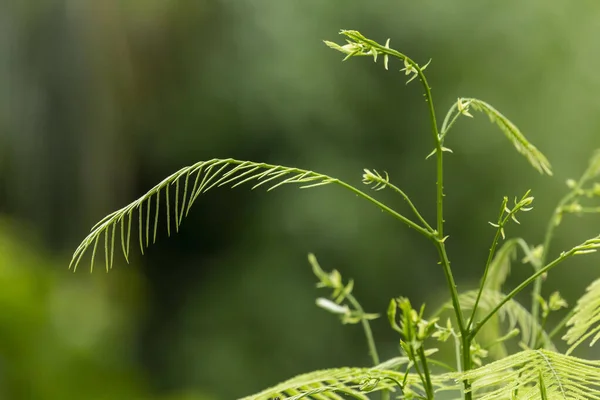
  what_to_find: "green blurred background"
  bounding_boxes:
[1,1,600,399]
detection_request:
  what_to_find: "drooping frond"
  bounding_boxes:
[70,159,337,272]
[484,238,521,292]
[463,98,553,176]
[448,290,555,352]
[563,277,600,355]
[449,349,600,400]
[239,361,452,400]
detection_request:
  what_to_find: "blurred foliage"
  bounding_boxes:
[1,0,600,398]
[0,218,212,399]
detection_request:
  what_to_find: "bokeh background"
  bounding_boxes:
[1,1,600,399]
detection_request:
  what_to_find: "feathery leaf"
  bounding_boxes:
[485,238,521,292]
[239,360,451,400]
[446,290,556,352]
[70,159,337,272]
[449,349,600,400]
[563,277,600,355]
[462,98,553,176]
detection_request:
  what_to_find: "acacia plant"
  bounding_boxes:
[70,30,600,399]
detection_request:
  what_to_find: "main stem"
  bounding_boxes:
[359,38,472,397]
[416,66,471,399]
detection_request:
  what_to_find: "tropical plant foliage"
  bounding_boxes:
[71,29,600,399]
[450,350,600,400]
[563,277,600,355]
[448,290,556,352]
[238,364,440,400]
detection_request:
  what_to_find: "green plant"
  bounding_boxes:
[70,30,600,399]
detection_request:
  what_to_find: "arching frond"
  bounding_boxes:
[485,238,521,292]
[449,349,600,400]
[239,363,452,400]
[484,238,543,292]
[563,277,600,355]
[70,159,337,272]
[463,98,553,176]
[446,290,555,352]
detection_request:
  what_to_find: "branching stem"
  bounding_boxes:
[472,249,576,340]
[532,171,590,347]
[335,180,432,239]
[384,181,435,233]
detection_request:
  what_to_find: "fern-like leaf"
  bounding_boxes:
[563,277,600,355]
[70,159,337,272]
[239,360,451,400]
[448,349,600,400]
[477,239,544,357]
[446,290,555,352]
[464,98,553,176]
[484,238,523,292]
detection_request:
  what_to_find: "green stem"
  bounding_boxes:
[411,53,473,400]
[531,209,558,348]
[484,328,520,349]
[346,294,380,365]
[335,181,433,239]
[531,157,599,347]
[580,206,600,213]
[385,181,435,233]
[345,34,471,397]
[472,249,576,339]
[409,348,428,397]
[548,307,575,340]
[440,102,461,140]
[467,198,509,330]
[433,241,466,335]
[531,188,579,347]
[417,347,435,400]
[428,358,456,372]
[346,294,389,400]
[345,36,466,336]
[434,240,470,400]
[355,40,443,229]
[461,335,472,395]
[535,313,549,348]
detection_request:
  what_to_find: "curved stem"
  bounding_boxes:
[467,198,509,330]
[334,180,433,239]
[385,181,435,232]
[440,102,461,140]
[531,184,581,347]
[346,294,380,365]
